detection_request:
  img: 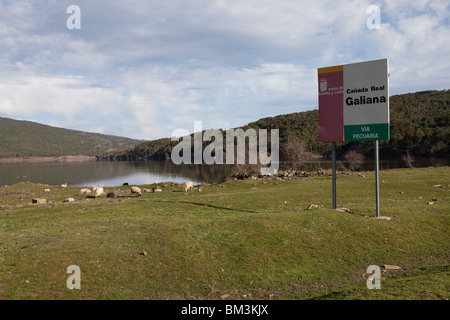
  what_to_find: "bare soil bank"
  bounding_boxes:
[0,155,97,164]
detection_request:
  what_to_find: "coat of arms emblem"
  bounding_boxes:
[320,79,327,92]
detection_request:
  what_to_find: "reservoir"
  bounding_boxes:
[0,158,447,187]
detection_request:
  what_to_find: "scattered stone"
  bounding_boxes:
[220,294,230,300]
[358,173,366,178]
[335,207,350,212]
[375,216,392,220]
[64,197,75,203]
[139,251,148,256]
[427,201,434,205]
[433,185,443,188]
[44,189,51,192]
[32,198,46,204]
[307,204,319,210]
[316,169,326,176]
[381,265,401,270]
[60,183,67,188]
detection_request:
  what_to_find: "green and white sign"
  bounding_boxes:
[318,58,389,217]
[343,59,389,141]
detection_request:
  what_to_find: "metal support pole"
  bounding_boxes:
[332,142,337,209]
[375,140,380,218]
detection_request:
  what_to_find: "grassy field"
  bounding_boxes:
[0,167,448,300]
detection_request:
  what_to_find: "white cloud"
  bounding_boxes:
[362,1,450,92]
[0,0,448,140]
[0,74,114,116]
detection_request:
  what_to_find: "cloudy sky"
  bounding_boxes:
[0,0,449,140]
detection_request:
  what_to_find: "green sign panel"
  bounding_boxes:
[344,123,390,141]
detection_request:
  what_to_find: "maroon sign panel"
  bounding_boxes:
[318,65,344,142]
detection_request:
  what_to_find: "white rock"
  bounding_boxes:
[32,198,46,204]
[381,265,401,270]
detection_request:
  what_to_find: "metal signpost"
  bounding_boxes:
[318,59,389,217]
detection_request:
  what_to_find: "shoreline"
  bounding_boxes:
[0,155,97,164]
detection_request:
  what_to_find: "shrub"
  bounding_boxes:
[343,150,365,171]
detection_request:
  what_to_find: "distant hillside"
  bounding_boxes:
[103,89,450,161]
[246,89,450,157]
[0,117,143,158]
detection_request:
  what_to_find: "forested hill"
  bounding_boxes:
[104,89,449,161]
[246,89,450,157]
[0,117,143,158]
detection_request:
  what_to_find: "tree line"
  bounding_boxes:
[102,89,449,163]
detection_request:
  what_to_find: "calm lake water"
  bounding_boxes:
[0,158,448,187]
[0,160,234,187]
